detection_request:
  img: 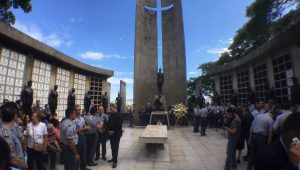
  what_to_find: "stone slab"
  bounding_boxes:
[139,143,170,162]
[139,125,167,144]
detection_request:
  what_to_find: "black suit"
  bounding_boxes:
[107,112,123,163]
[254,139,297,170]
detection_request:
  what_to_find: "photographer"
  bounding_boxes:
[224,107,241,170]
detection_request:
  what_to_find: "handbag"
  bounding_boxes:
[32,125,45,152]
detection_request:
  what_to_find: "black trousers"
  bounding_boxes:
[62,144,79,170]
[86,132,98,164]
[193,116,200,132]
[77,134,87,170]
[110,136,121,163]
[96,133,106,158]
[248,134,268,170]
[200,117,208,135]
[48,149,57,169]
[27,147,45,170]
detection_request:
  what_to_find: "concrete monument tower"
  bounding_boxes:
[134,0,187,123]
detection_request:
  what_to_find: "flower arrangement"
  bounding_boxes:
[172,103,188,125]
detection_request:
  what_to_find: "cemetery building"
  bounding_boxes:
[206,21,300,104]
[0,22,114,119]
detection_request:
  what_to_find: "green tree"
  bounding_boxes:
[196,62,215,99]
[224,0,300,62]
[0,0,32,25]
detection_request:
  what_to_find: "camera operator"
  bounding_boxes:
[224,107,241,170]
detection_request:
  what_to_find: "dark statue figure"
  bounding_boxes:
[291,77,300,105]
[48,85,58,115]
[157,68,164,96]
[247,87,256,104]
[154,95,163,111]
[115,93,123,113]
[102,92,109,113]
[21,81,33,117]
[67,88,76,110]
[84,91,92,113]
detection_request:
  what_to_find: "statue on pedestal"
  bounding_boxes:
[157,68,164,96]
[115,93,123,113]
[48,85,58,115]
[196,92,205,107]
[154,95,163,111]
[21,81,33,117]
[84,91,92,113]
[67,88,76,110]
[102,92,108,113]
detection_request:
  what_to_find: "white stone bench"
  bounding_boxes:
[139,125,168,144]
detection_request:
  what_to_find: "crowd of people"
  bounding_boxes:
[193,99,300,170]
[0,99,123,170]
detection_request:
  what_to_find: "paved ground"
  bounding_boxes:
[57,126,248,170]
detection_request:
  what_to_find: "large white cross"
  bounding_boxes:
[145,0,174,70]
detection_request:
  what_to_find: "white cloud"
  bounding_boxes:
[92,64,103,68]
[115,71,133,76]
[69,17,83,23]
[188,71,198,74]
[206,48,229,55]
[14,22,72,48]
[80,51,126,60]
[108,77,133,85]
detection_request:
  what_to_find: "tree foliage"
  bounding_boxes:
[0,0,32,25]
[218,0,300,65]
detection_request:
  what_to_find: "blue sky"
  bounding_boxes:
[12,0,253,101]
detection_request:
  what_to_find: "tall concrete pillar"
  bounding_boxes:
[120,80,126,113]
[162,0,187,107]
[249,65,255,91]
[134,0,158,123]
[134,0,187,124]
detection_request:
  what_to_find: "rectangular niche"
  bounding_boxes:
[56,67,70,118]
[237,70,250,103]
[272,54,292,103]
[32,59,51,105]
[0,47,26,104]
[90,77,103,106]
[220,75,233,103]
[254,64,268,101]
[74,73,86,109]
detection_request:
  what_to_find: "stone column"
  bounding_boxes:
[249,65,255,91]
[214,74,221,95]
[134,0,158,124]
[232,70,238,93]
[266,56,275,88]
[162,0,187,108]
[120,80,126,113]
[290,44,300,79]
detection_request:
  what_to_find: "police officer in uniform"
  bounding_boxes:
[84,108,98,166]
[95,105,108,161]
[0,102,28,170]
[61,108,80,170]
[74,105,91,170]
